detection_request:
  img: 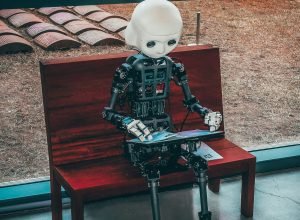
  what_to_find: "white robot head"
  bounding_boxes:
[125,0,183,58]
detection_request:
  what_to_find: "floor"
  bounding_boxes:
[1,168,300,220]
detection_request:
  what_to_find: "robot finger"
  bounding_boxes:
[138,135,145,142]
[216,112,222,122]
[209,125,216,132]
[204,114,210,125]
[126,119,139,130]
[129,127,145,142]
[145,131,153,141]
[136,120,147,131]
[136,121,153,140]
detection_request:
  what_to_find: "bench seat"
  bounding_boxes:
[54,138,254,201]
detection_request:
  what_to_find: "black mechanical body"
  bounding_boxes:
[102,53,213,220]
[102,53,210,133]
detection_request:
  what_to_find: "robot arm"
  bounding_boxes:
[102,64,152,141]
[172,61,222,132]
[102,63,131,130]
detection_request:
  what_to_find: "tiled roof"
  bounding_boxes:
[0,6,128,54]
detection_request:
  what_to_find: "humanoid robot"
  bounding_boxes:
[102,0,222,220]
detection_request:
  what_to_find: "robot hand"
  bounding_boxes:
[122,117,153,142]
[204,112,222,132]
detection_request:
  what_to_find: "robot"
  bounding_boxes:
[102,1,222,219]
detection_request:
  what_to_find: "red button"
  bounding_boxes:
[156,83,165,94]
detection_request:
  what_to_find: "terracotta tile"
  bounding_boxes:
[0,9,26,19]
[0,20,7,27]
[49,12,80,25]
[0,27,22,37]
[38,7,74,16]
[73,5,103,16]
[118,29,125,39]
[64,20,101,35]
[77,30,124,46]
[26,23,66,38]
[0,35,32,54]
[34,32,81,50]
[8,13,43,28]
[86,11,126,23]
[100,18,128,33]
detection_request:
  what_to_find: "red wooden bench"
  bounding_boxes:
[40,45,255,220]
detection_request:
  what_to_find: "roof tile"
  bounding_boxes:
[73,5,103,16]
[86,11,126,23]
[38,7,74,16]
[78,30,124,46]
[0,20,7,27]
[0,9,26,19]
[0,35,33,54]
[118,29,125,39]
[0,27,22,37]
[100,18,128,33]
[34,32,81,50]
[8,13,43,28]
[26,23,67,38]
[64,20,101,35]
[49,12,80,25]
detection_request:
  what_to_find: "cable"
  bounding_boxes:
[167,96,178,132]
[180,110,191,131]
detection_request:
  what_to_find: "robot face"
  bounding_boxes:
[139,32,181,58]
[125,0,183,58]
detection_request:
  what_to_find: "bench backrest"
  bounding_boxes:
[40,45,223,166]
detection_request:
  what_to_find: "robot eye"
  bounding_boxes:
[168,39,177,46]
[146,41,156,48]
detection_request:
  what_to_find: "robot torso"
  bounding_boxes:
[125,53,174,131]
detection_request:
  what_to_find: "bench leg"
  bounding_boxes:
[51,175,62,220]
[71,194,84,220]
[208,179,221,193]
[241,160,256,217]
